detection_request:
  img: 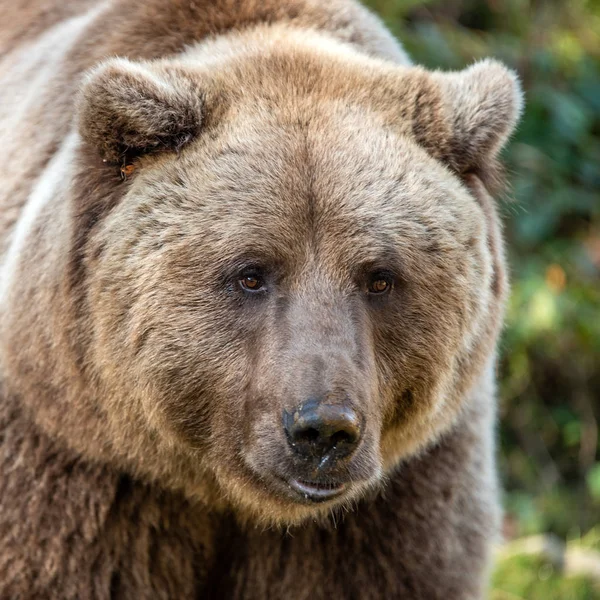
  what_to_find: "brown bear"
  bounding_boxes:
[0,0,522,598]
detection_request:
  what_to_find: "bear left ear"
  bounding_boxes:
[77,58,204,163]
[430,59,523,174]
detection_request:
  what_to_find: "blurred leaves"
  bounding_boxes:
[492,553,599,600]
[589,465,600,501]
[365,0,600,547]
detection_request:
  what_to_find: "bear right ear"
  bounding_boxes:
[430,59,523,175]
[77,58,204,163]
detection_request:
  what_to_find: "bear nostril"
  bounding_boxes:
[330,429,356,446]
[283,401,362,462]
[296,427,320,444]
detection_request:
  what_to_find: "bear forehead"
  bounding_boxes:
[128,100,481,273]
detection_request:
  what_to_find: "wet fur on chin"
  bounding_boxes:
[217,472,385,530]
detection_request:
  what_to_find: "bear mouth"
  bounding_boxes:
[287,478,347,503]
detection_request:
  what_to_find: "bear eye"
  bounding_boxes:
[367,273,393,295]
[239,272,266,293]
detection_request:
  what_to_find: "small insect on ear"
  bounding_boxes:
[77,58,204,164]
[431,59,524,174]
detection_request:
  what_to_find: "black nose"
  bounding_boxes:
[283,400,362,462]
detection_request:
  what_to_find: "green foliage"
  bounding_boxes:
[491,553,599,600]
[364,0,600,594]
[576,526,600,552]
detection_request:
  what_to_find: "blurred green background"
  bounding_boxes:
[363,0,600,596]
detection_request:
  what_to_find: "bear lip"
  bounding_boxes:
[288,478,347,503]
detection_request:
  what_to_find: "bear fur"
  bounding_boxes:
[0,0,522,598]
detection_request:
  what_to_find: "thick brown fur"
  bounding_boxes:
[0,1,522,598]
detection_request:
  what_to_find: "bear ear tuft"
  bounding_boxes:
[77,58,204,163]
[431,59,523,174]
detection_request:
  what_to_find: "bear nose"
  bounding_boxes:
[283,400,362,463]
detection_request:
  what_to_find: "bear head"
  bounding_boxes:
[74,27,522,524]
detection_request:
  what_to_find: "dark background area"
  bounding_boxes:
[363,0,599,596]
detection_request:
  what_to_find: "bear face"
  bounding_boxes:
[76,29,521,524]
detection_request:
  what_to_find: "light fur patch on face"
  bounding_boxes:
[0,130,79,308]
[0,2,111,260]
